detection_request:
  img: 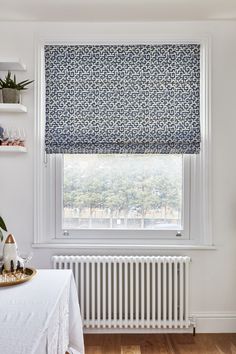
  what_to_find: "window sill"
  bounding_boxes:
[32,243,216,251]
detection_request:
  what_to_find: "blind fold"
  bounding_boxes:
[45,44,200,154]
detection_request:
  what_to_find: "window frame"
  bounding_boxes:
[34,35,212,248]
[54,154,190,240]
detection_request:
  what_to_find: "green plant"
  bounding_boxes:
[0,71,33,91]
[0,216,7,242]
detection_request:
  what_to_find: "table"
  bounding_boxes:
[0,269,84,354]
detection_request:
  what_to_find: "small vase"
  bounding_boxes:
[2,88,20,104]
[3,234,18,272]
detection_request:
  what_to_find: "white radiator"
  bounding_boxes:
[53,255,191,330]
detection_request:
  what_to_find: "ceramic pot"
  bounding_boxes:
[2,88,20,103]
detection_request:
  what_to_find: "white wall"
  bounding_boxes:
[0,21,236,332]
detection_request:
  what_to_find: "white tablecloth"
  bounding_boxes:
[0,269,84,354]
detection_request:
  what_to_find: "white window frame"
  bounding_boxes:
[33,35,212,250]
[55,154,190,240]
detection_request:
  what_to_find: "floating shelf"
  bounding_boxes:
[0,104,27,113]
[0,146,26,153]
[0,58,26,71]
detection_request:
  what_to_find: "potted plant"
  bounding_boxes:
[0,71,33,104]
[0,216,7,242]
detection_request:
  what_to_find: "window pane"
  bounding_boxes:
[63,154,183,230]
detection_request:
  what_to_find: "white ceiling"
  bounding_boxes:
[0,0,236,22]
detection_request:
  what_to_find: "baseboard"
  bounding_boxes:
[83,312,236,334]
[84,327,193,334]
[192,312,236,333]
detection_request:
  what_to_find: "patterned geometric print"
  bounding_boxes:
[44,44,200,154]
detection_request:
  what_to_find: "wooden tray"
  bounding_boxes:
[0,268,37,287]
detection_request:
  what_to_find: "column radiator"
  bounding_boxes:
[52,255,191,330]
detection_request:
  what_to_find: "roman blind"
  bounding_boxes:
[45,44,200,154]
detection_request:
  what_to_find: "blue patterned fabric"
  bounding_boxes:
[45,44,200,154]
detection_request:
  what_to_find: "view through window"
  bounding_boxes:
[63,155,183,230]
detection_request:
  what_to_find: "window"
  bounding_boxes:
[62,154,183,231]
[34,38,211,248]
[51,152,192,241]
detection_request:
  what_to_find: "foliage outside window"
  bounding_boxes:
[63,154,183,231]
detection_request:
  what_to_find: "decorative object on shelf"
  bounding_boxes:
[0,71,33,103]
[0,127,26,147]
[0,267,36,287]
[0,126,3,145]
[0,89,2,103]
[0,215,7,242]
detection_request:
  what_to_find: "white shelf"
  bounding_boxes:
[0,146,26,153]
[0,104,27,113]
[0,58,26,71]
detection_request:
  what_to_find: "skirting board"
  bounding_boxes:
[193,312,236,333]
[83,313,236,334]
